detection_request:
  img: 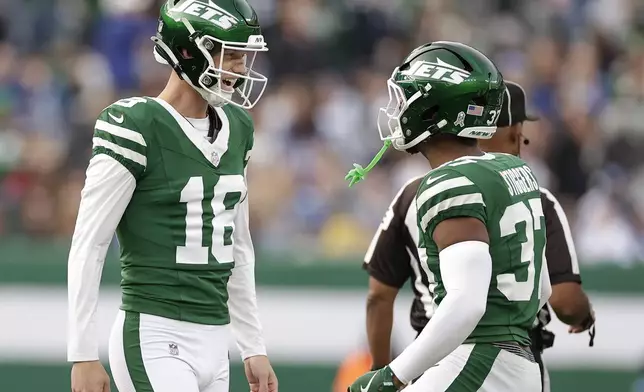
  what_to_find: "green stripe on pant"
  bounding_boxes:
[124,311,155,391]
[446,344,501,391]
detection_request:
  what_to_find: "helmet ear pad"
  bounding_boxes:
[172,41,212,87]
[154,42,186,77]
[402,105,441,154]
[154,43,174,65]
[421,104,440,129]
[152,28,207,84]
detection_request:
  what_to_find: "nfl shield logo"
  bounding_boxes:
[211,151,220,166]
[168,343,179,356]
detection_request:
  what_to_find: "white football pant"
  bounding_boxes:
[404,343,541,392]
[109,310,230,392]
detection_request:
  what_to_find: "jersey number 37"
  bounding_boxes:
[497,198,545,301]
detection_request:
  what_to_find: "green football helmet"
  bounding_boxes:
[346,41,505,186]
[378,41,505,151]
[152,0,268,109]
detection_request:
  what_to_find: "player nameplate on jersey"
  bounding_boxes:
[210,150,220,166]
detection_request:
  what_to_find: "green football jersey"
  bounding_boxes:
[92,96,254,325]
[416,152,545,346]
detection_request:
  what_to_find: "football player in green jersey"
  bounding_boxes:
[346,41,550,392]
[67,1,277,392]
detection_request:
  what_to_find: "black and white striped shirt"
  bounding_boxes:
[363,176,582,337]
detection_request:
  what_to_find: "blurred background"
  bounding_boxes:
[1,0,644,391]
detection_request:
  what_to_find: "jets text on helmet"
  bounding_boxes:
[400,58,471,85]
[172,0,240,30]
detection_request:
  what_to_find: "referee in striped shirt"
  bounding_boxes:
[363,81,595,392]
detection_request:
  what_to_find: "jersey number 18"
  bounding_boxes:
[176,175,245,265]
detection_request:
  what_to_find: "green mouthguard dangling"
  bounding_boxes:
[345,140,392,187]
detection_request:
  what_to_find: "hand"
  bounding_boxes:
[392,374,405,389]
[568,309,595,334]
[244,355,278,392]
[347,366,398,392]
[71,360,110,392]
[568,325,588,333]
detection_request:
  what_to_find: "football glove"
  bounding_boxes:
[347,365,398,392]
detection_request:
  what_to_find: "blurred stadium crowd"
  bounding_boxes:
[1,0,644,264]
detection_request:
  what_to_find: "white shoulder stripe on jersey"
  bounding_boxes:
[540,187,580,274]
[416,176,475,209]
[95,120,147,147]
[420,193,485,232]
[92,137,147,167]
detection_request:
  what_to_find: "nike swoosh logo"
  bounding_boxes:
[108,112,124,124]
[426,173,448,186]
[360,372,378,392]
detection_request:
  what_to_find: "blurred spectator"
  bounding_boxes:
[1,0,644,267]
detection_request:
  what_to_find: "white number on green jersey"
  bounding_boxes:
[114,97,148,108]
[176,175,245,265]
[497,198,545,301]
